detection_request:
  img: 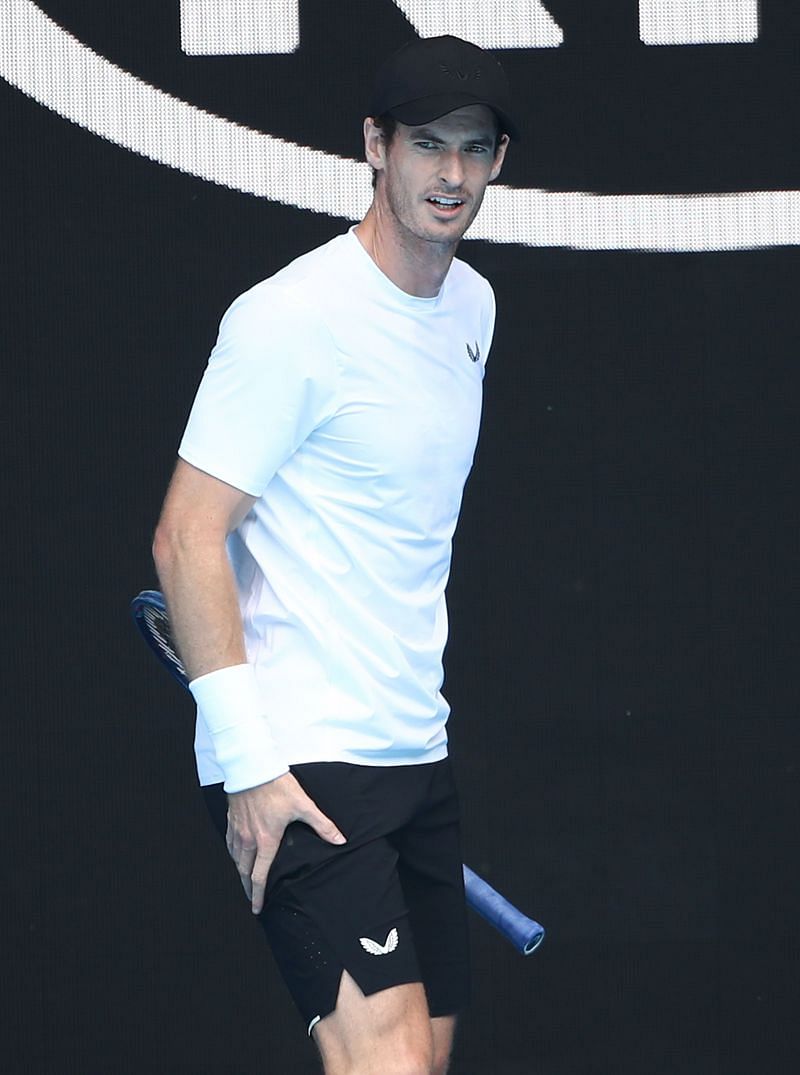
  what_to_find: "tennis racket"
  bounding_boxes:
[131,589,545,956]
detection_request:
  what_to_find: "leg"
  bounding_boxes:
[430,1015,456,1075]
[309,761,466,1075]
[313,971,433,1075]
[202,769,467,1074]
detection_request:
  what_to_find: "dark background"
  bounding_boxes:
[4,2,800,1072]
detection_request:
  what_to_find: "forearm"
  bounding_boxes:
[152,528,246,682]
[151,462,286,791]
[153,527,290,791]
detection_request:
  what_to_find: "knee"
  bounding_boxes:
[371,1040,433,1075]
[377,1061,431,1075]
[345,1039,433,1075]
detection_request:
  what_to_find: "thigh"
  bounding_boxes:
[431,1015,457,1075]
[201,771,427,1034]
[262,829,425,1035]
[313,972,433,1075]
[200,762,469,1032]
[391,762,471,1018]
[313,979,457,1075]
[288,759,470,1020]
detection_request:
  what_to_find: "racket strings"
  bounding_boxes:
[143,607,186,678]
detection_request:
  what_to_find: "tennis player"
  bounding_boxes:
[153,35,516,1075]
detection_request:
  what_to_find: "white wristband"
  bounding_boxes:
[189,664,289,793]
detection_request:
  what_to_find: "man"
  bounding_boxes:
[153,34,516,1075]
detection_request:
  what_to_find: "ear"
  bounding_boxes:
[363,117,388,174]
[489,133,510,182]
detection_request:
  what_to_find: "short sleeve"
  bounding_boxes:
[479,279,497,368]
[178,284,339,496]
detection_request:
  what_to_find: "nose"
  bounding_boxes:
[438,148,466,189]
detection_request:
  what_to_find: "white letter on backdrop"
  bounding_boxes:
[182,0,563,55]
[391,0,563,49]
[639,0,759,45]
[180,0,300,56]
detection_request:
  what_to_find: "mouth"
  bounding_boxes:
[426,195,466,217]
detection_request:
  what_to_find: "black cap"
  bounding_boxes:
[369,35,520,141]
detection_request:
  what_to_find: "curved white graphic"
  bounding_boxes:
[2,0,799,250]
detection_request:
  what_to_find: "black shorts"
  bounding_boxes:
[202,758,470,1034]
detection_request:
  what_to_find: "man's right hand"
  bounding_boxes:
[226,771,347,915]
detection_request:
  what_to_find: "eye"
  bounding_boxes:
[415,140,439,150]
[466,144,490,154]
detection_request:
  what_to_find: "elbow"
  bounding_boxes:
[151,518,177,581]
[152,510,190,581]
[151,513,227,582]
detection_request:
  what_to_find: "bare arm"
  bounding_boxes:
[152,458,256,680]
[153,458,345,913]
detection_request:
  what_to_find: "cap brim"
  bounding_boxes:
[387,93,520,141]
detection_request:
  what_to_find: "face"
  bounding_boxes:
[366,105,509,248]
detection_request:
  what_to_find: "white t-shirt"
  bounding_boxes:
[179,228,496,785]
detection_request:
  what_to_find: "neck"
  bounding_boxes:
[354,202,457,298]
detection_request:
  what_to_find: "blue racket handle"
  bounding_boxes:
[463,865,545,956]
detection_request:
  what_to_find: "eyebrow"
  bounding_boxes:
[409,127,495,147]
